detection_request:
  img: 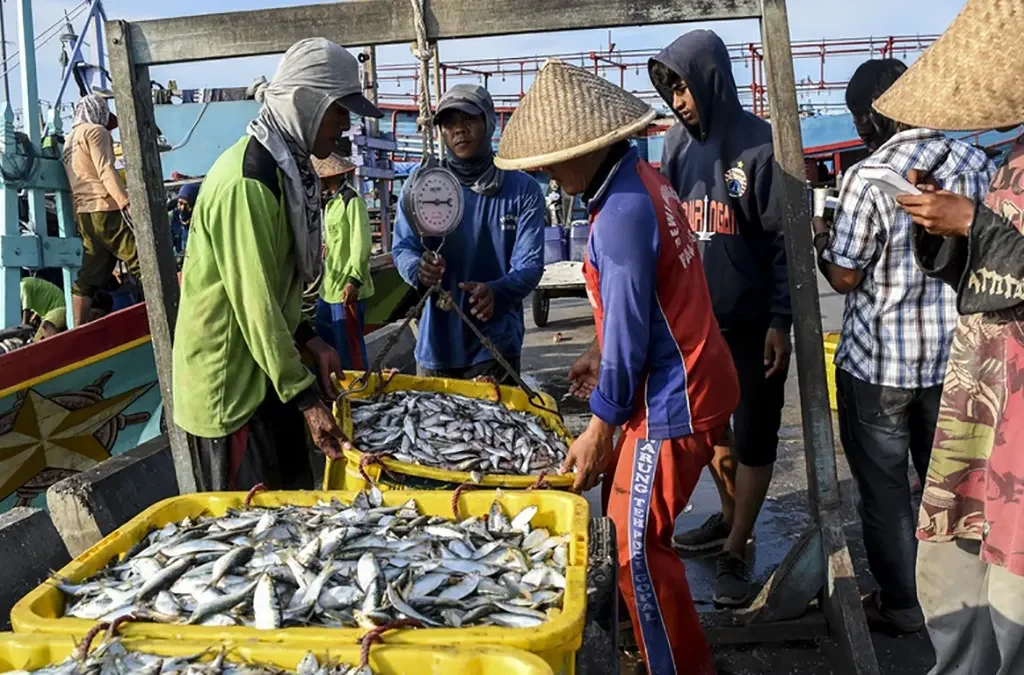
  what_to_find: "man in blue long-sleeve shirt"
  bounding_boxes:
[392,85,544,382]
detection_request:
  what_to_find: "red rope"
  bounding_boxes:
[451,482,476,520]
[529,471,552,490]
[76,620,110,661]
[471,374,502,402]
[244,483,267,508]
[358,452,397,486]
[358,618,423,667]
[104,613,136,641]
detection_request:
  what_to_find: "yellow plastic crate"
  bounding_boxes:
[11,489,588,675]
[824,332,839,411]
[327,371,576,492]
[0,632,553,674]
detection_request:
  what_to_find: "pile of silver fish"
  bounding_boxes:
[56,490,568,632]
[350,391,569,475]
[10,639,363,674]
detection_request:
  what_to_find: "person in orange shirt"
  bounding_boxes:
[62,94,140,326]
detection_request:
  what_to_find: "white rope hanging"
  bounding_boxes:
[409,0,435,157]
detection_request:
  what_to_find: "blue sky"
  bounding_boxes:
[5,0,969,115]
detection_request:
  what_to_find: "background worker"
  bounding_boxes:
[172,38,383,491]
[62,94,140,326]
[649,30,792,607]
[19,276,65,328]
[815,58,996,635]
[169,182,200,257]
[872,1,1024,671]
[496,60,739,675]
[313,150,374,370]
[393,85,544,383]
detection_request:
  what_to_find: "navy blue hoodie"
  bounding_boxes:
[651,30,791,332]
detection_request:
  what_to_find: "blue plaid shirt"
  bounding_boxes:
[823,129,997,389]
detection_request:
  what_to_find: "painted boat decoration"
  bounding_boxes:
[0,304,162,512]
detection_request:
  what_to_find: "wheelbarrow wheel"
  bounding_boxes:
[577,516,619,675]
[532,291,550,327]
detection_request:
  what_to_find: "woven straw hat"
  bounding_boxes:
[312,153,355,178]
[873,0,1024,131]
[494,60,657,170]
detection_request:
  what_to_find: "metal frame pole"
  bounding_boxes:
[16,0,43,234]
[95,1,107,89]
[361,44,391,254]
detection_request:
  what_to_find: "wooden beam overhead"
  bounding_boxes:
[121,0,761,66]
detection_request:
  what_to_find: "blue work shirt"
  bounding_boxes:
[393,169,545,370]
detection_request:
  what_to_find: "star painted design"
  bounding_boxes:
[0,383,154,501]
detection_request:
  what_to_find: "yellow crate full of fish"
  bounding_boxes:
[0,632,554,674]
[326,371,576,491]
[11,489,588,675]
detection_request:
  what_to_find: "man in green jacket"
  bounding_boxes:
[172,38,384,491]
[20,276,65,327]
[313,151,374,370]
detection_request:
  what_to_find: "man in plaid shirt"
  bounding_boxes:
[813,59,997,635]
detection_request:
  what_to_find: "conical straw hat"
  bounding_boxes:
[312,153,355,178]
[494,60,657,170]
[873,0,1024,131]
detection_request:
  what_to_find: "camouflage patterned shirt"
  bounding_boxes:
[914,135,1024,576]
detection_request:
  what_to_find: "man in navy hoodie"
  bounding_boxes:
[649,29,792,607]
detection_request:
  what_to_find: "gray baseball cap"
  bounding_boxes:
[434,88,485,125]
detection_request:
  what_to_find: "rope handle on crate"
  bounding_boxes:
[358,618,424,667]
[528,471,553,490]
[471,374,502,402]
[451,482,478,520]
[76,614,136,661]
[358,452,399,486]
[244,483,267,508]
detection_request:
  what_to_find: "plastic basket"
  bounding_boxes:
[0,632,554,674]
[824,332,839,411]
[11,489,588,675]
[326,371,576,492]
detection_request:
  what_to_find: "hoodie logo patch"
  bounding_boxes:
[725,165,748,199]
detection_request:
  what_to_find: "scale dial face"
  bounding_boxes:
[407,166,465,238]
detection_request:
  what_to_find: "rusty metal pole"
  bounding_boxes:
[361,44,391,253]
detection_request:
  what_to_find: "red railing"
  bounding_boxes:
[373,34,940,118]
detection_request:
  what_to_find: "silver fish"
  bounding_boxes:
[60,496,568,633]
[350,391,569,476]
[253,573,281,630]
[186,578,258,624]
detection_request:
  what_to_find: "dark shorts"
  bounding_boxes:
[722,325,788,467]
[417,356,521,385]
[73,210,141,297]
[189,386,314,492]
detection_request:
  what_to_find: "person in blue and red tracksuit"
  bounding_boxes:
[495,60,740,675]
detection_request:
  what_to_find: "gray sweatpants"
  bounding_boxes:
[918,540,1024,675]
